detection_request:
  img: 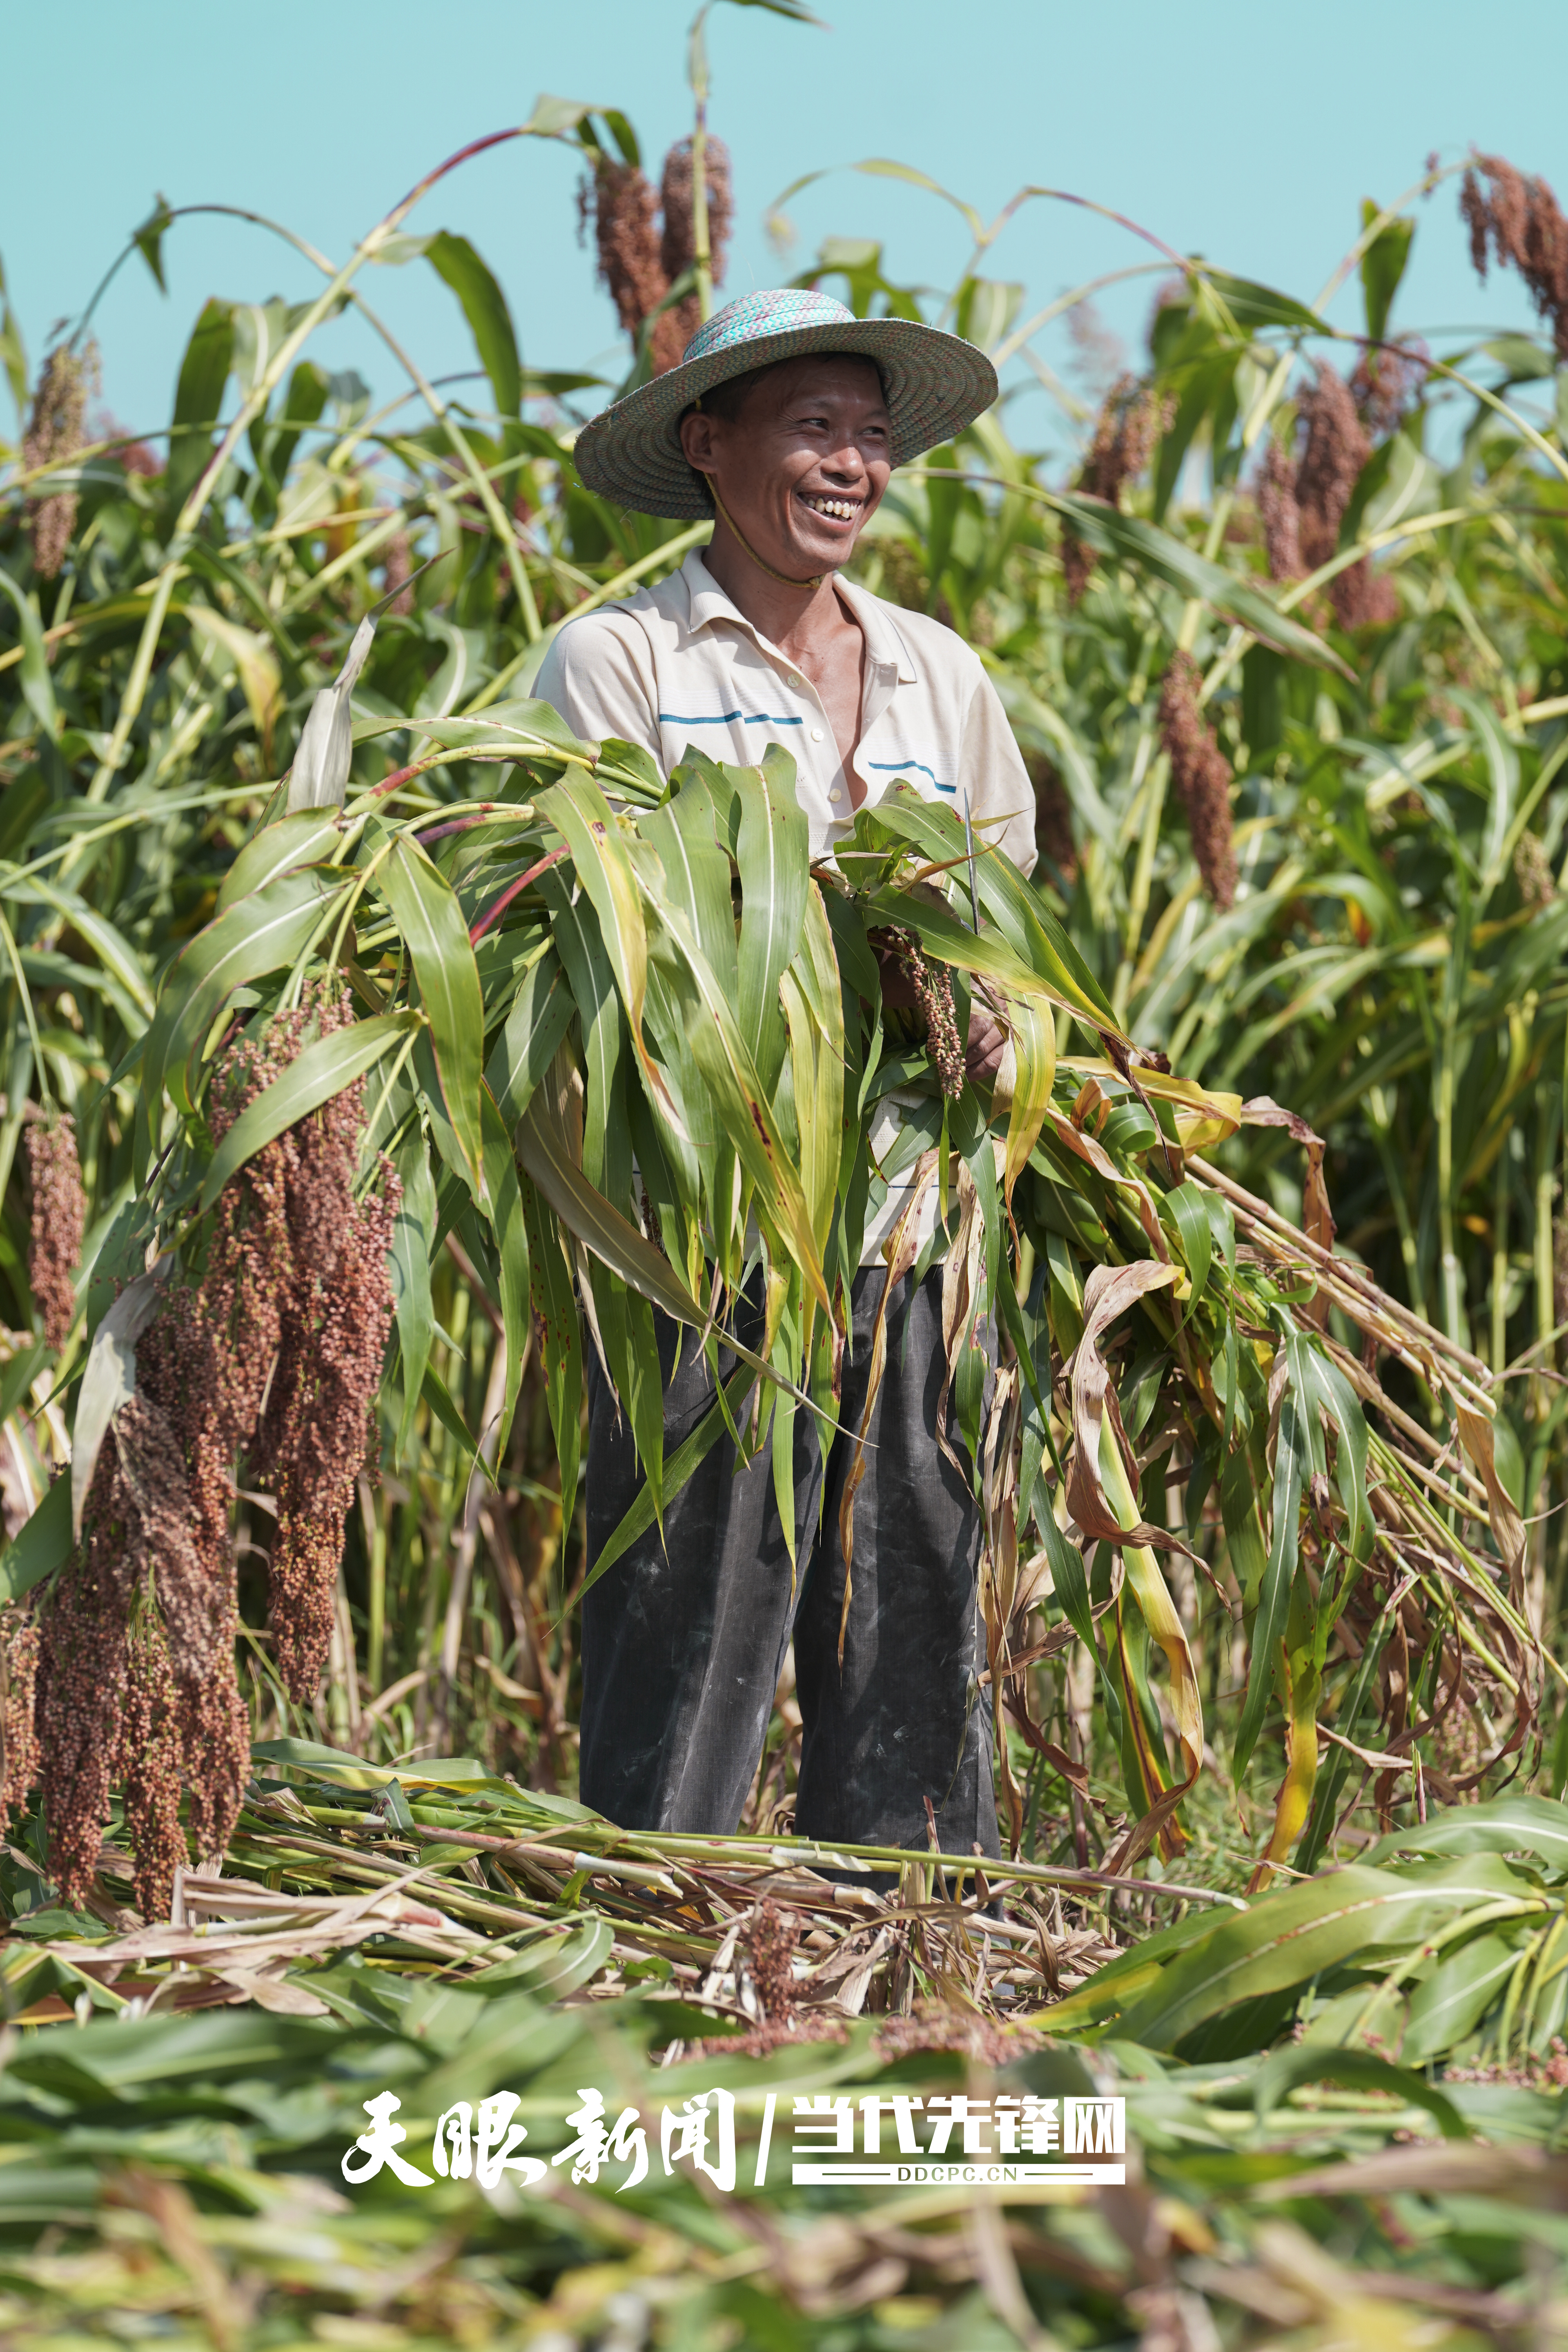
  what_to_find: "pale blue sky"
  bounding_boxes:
[4,0,1564,465]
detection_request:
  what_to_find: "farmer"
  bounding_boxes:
[536,288,1036,1861]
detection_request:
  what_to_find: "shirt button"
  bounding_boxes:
[788,673,804,689]
[829,787,842,804]
[810,726,824,742]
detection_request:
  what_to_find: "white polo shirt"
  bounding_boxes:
[535,547,1036,872]
[534,546,1037,1263]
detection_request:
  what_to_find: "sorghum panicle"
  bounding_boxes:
[23,345,97,581]
[381,532,414,617]
[577,138,735,374]
[239,995,399,1702]
[1261,366,1397,628]
[1331,555,1400,632]
[1063,375,1173,604]
[36,1283,260,1916]
[659,136,734,286]
[1159,652,1237,911]
[1461,155,1568,358]
[26,1114,85,1353]
[1515,829,1555,909]
[117,1614,187,1918]
[28,984,397,1918]
[742,1898,799,2023]
[1349,341,1426,438]
[34,1468,140,1908]
[1027,752,1079,885]
[0,1607,41,1835]
[653,137,735,372]
[1060,532,1097,609]
[897,935,965,1098]
[98,412,162,479]
[1257,440,1305,584]
[1294,365,1370,572]
[580,160,668,342]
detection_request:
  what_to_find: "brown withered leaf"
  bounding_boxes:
[1065,1261,1179,1550]
[1455,1401,1528,1603]
[1242,1095,1335,1325]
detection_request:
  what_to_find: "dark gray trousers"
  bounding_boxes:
[579,1265,1000,1859]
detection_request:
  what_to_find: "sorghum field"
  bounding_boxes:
[3,20,1568,2345]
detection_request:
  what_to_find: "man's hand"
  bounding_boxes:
[964,1004,1008,1086]
[875,935,1009,1086]
[874,939,919,1013]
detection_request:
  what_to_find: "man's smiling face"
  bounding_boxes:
[679,354,892,579]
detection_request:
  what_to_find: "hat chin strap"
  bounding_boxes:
[706,481,826,591]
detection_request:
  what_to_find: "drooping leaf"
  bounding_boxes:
[520,1168,582,1525]
[579,1363,759,1602]
[641,767,737,989]
[1100,1857,1541,2051]
[1402,1934,1522,2066]
[1364,1793,1568,1875]
[390,1127,437,1464]
[15,876,154,1018]
[729,750,809,1093]
[1252,2043,1467,2138]
[484,948,575,1130]
[385,697,596,767]
[997,991,1055,1204]
[536,767,685,1138]
[657,917,831,1316]
[480,1082,532,1459]
[132,192,175,294]
[0,564,58,741]
[425,232,523,420]
[138,867,343,1163]
[165,297,234,511]
[1048,492,1354,676]
[420,1361,494,1486]
[0,1474,71,1606]
[864,873,1118,1037]
[215,811,348,915]
[1161,1179,1213,1327]
[380,836,486,1200]
[1193,267,1327,334]
[1359,198,1416,346]
[515,1097,827,1421]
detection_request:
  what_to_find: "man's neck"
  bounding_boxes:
[701,520,856,664]
[701,519,869,793]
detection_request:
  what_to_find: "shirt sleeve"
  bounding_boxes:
[532,612,662,762]
[960,667,1037,878]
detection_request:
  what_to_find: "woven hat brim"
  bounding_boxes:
[571,316,999,519]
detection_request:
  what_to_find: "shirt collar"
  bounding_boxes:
[833,570,920,685]
[680,546,742,639]
[677,546,919,686]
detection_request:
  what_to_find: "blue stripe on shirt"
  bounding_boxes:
[657,711,804,726]
[867,759,955,794]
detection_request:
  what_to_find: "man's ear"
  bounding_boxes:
[679,408,721,478]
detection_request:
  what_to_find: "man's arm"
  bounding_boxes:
[960,668,1038,881]
[956,667,1038,1081]
[533,615,663,762]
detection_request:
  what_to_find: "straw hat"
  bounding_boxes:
[572,287,998,520]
